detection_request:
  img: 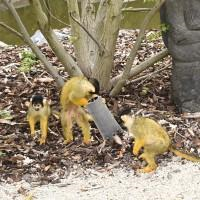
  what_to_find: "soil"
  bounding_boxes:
[0,29,200,199]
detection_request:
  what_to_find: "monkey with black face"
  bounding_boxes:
[27,94,51,144]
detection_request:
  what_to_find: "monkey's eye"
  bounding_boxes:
[33,103,42,110]
[89,90,95,95]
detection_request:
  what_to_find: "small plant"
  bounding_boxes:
[0,151,6,157]
[146,31,161,41]
[0,109,13,120]
[19,50,38,73]
[69,36,78,44]
[140,86,150,96]
[160,23,170,33]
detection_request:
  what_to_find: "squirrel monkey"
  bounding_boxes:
[121,115,200,173]
[27,95,51,145]
[60,76,99,144]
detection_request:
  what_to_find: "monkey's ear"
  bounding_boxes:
[121,115,134,123]
[88,78,100,94]
[25,101,30,107]
[121,115,129,122]
[43,98,51,105]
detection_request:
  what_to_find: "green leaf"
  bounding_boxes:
[146,31,161,41]
[160,23,170,33]
[19,50,38,73]
[69,36,78,44]
[0,110,13,120]
[0,151,6,157]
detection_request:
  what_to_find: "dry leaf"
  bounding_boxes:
[0,119,16,125]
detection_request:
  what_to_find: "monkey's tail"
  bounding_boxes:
[169,146,200,162]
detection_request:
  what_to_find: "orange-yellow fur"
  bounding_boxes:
[121,115,200,173]
[60,76,96,144]
[27,97,51,145]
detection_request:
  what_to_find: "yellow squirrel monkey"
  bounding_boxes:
[60,76,99,144]
[121,115,200,173]
[27,94,51,145]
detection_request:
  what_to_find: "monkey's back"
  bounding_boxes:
[132,117,170,152]
[60,77,80,107]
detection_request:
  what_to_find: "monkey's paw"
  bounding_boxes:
[137,166,156,173]
[64,138,73,144]
[30,133,35,138]
[132,149,139,156]
[83,139,91,145]
[39,138,46,145]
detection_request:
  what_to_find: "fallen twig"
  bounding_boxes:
[182,112,200,119]
[21,72,33,86]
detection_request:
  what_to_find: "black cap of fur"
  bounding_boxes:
[31,94,44,106]
[88,78,100,94]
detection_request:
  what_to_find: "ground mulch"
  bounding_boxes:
[0,30,200,185]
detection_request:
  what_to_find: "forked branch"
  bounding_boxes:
[110,0,166,96]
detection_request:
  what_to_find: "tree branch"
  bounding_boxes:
[69,12,104,55]
[110,0,166,96]
[131,63,171,85]
[122,7,151,12]
[3,0,65,88]
[0,21,24,40]
[42,0,70,28]
[30,0,82,77]
[111,49,169,86]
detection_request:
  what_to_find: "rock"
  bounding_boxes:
[160,0,200,112]
[31,30,47,45]
[31,29,69,45]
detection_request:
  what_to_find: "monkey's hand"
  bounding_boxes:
[72,97,89,106]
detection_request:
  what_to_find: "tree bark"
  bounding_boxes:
[80,0,97,72]
[92,0,123,90]
[67,0,92,76]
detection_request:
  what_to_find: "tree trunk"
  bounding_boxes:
[67,0,92,76]
[92,0,123,90]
